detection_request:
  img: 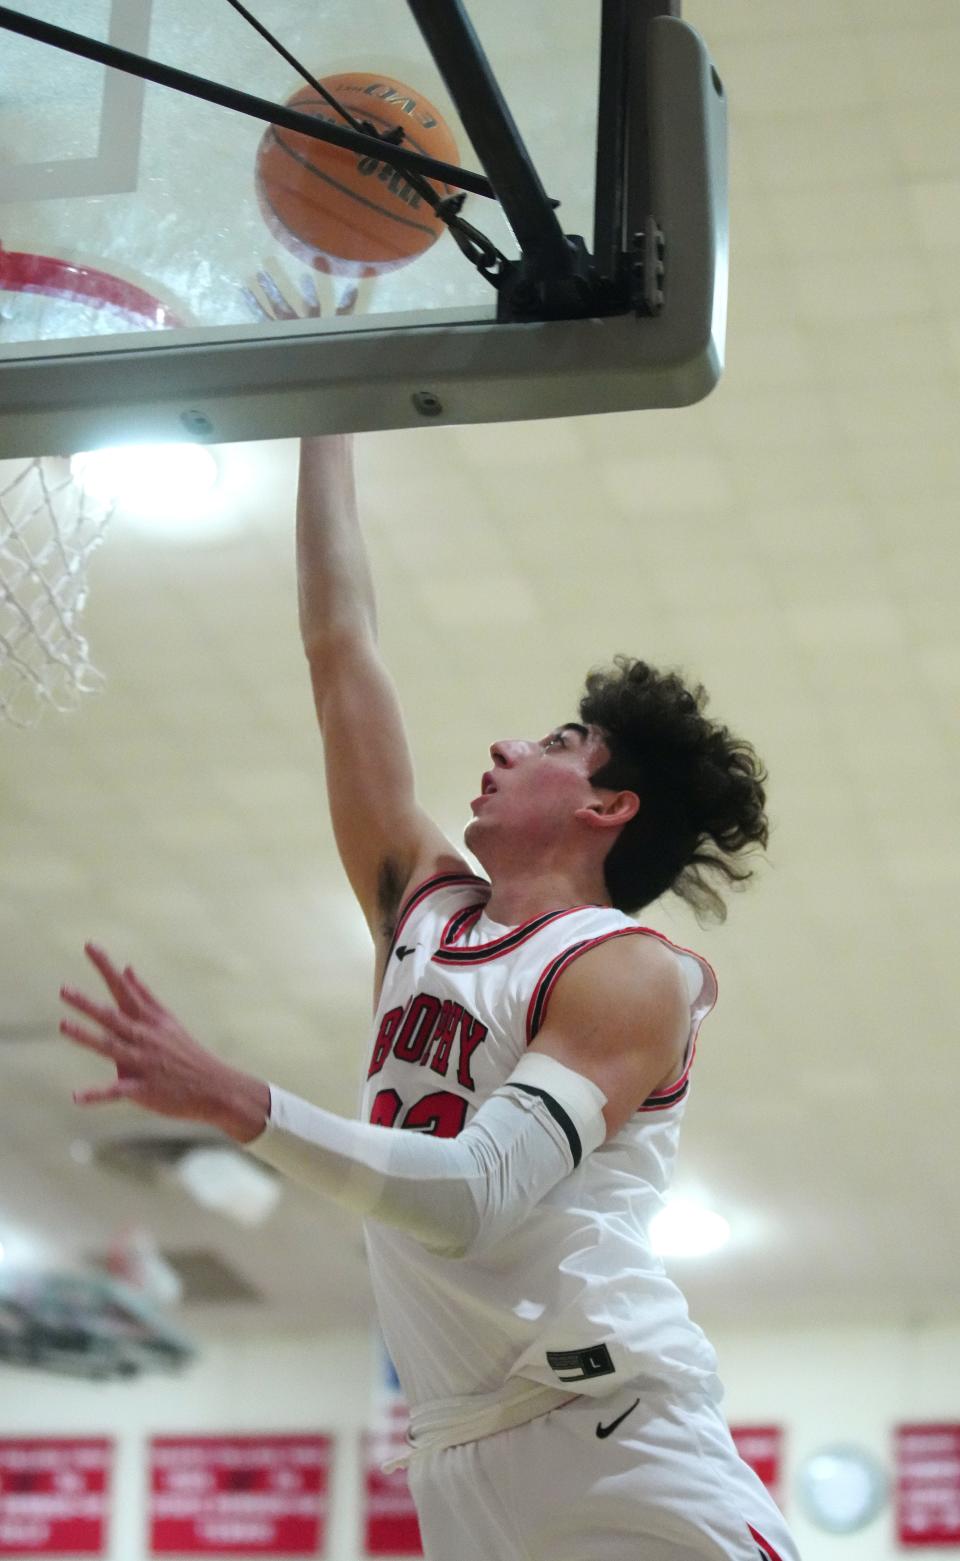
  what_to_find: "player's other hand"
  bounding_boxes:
[59,944,269,1140]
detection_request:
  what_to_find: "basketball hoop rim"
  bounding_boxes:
[0,244,185,330]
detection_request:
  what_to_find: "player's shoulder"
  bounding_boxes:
[584,925,684,980]
[550,927,688,1023]
[531,927,691,1092]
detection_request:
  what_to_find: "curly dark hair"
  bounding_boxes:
[579,656,769,923]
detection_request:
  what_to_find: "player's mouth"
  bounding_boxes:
[470,771,498,809]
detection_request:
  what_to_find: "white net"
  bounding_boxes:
[0,458,114,727]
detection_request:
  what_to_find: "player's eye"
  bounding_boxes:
[543,732,566,750]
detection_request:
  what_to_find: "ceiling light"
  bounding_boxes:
[71,443,220,516]
[649,1198,731,1258]
[171,1146,282,1226]
[0,1226,55,1269]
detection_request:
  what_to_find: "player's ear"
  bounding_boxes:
[575,790,639,831]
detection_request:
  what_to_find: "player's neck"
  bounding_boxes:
[482,863,611,928]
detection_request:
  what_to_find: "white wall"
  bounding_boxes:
[2,1321,960,1560]
[0,1330,373,1561]
[712,1322,960,1561]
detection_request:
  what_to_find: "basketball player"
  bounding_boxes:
[60,435,800,1560]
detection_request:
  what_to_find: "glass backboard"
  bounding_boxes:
[0,1,727,455]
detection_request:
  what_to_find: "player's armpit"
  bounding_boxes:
[526,934,690,1141]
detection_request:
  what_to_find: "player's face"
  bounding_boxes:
[466,722,613,847]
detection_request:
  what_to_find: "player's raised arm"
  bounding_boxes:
[297,436,470,946]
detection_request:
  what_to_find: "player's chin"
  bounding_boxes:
[463,815,489,851]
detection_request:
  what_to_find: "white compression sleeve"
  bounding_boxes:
[245,1052,608,1260]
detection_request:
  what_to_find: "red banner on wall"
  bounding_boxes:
[361,1404,422,1557]
[149,1435,331,1556]
[896,1424,960,1547]
[0,1438,111,1556]
[731,1426,784,1503]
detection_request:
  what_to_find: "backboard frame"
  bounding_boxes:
[0,0,151,206]
[0,9,727,456]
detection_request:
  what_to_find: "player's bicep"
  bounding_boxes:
[309,638,468,930]
[527,938,689,1140]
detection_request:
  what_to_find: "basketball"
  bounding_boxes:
[255,72,460,277]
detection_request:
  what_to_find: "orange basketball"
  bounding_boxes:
[255,72,460,277]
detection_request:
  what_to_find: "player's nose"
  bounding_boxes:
[490,740,528,767]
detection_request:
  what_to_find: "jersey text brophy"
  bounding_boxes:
[367,994,489,1089]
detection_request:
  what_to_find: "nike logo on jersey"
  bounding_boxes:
[595,1397,640,1439]
[395,945,417,961]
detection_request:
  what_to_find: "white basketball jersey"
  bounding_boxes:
[359,872,721,1414]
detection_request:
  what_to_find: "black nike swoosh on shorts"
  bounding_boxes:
[595,1396,641,1439]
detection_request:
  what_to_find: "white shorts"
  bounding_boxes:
[408,1384,801,1561]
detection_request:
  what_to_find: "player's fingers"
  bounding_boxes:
[83,942,128,1005]
[298,269,321,313]
[335,283,359,316]
[59,1017,131,1060]
[121,967,165,1017]
[60,986,143,1042]
[72,1080,137,1107]
[257,270,297,319]
[239,284,270,321]
[60,986,133,1036]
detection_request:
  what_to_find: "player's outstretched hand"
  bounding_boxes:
[59,943,269,1140]
[241,264,360,322]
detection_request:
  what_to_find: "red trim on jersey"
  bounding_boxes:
[630,922,720,986]
[386,872,488,962]
[525,925,716,1112]
[748,1525,786,1561]
[641,1028,699,1106]
[637,1038,697,1111]
[630,927,717,1110]
[432,902,599,966]
[439,903,484,947]
[526,927,648,1044]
